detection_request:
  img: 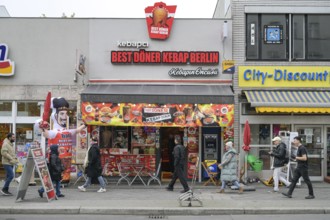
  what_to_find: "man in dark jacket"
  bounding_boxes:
[269,136,287,192]
[78,136,106,193]
[166,136,190,193]
[38,144,65,198]
[282,136,315,199]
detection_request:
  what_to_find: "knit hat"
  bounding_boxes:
[225,141,233,148]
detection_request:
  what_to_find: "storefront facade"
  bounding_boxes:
[80,16,234,182]
[231,0,330,182]
[1,11,234,182]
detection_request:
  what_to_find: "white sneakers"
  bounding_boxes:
[97,188,106,193]
[78,185,106,193]
[78,186,86,192]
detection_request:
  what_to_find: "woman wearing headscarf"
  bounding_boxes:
[218,141,243,193]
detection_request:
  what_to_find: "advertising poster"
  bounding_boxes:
[31,148,56,201]
[186,127,199,179]
[82,102,234,127]
[16,147,55,202]
[264,25,283,44]
[75,126,88,164]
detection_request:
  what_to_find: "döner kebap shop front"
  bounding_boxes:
[80,2,234,183]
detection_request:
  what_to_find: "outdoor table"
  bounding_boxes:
[127,162,146,186]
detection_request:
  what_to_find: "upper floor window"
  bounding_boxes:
[17,102,40,117]
[246,14,330,61]
[0,102,12,116]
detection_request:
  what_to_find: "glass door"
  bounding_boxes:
[326,127,330,179]
[295,125,324,181]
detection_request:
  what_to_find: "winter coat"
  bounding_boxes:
[220,147,238,182]
[48,145,64,182]
[173,144,186,167]
[1,138,18,165]
[85,144,102,178]
[270,142,287,167]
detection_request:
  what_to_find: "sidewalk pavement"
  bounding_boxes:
[0,180,329,216]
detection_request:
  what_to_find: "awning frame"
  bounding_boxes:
[81,84,234,104]
[244,90,330,113]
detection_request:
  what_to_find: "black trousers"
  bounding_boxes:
[288,166,314,196]
[168,164,189,190]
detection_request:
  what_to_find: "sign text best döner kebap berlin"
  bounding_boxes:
[111,50,219,64]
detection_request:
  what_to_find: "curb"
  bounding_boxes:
[1,207,329,215]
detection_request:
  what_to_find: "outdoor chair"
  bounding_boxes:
[116,162,131,186]
[201,162,219,186]
[146,159,162,186]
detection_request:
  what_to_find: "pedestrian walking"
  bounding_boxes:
[38,144,65,198]
[218,141,243,193]
[282,136,315,199]
[1,133,18,196]
[269,136,287,192]
[78,136,106,193]
[166,136,190,193]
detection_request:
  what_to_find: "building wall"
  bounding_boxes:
[231,1,330,180]
[232,0,330,149]
[1,18,233,101]
[89,18,232,81]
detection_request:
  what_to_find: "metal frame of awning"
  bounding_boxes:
[244,90,330,113]
[81,84,234,104]
[245,90,330,108]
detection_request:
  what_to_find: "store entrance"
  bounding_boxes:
[295,125,324,181]
[159,127,184,181]
[325,127,330,183]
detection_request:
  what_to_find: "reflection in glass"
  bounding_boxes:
[0,101,12,116]
[307,15,330,60]
[17,102,40,117]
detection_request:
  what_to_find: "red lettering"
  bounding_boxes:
[111,51,132,63]
[173,52,178,63]
[189,52,219,64]
[133,50,161,63]
[162,52,170,63]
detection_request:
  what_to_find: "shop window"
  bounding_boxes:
[246,14,288,60]
[0,101,12,116]
[249,124,271,145]
[17,102,40,117]
[247,13,330,61]
[272,124,291,137]
[306,15,330,60]
[293,14,330,60]
[242,103,257,115]
[67,101,77,129]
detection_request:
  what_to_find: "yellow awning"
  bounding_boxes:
[256,107,330,113]
[245,90,330,113]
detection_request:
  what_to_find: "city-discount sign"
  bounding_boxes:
[239,66,330,88]
[145,2,177,40]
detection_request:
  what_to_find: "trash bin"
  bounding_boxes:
[251,160,263,172]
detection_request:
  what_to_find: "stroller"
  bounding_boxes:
[178,157,203,207]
